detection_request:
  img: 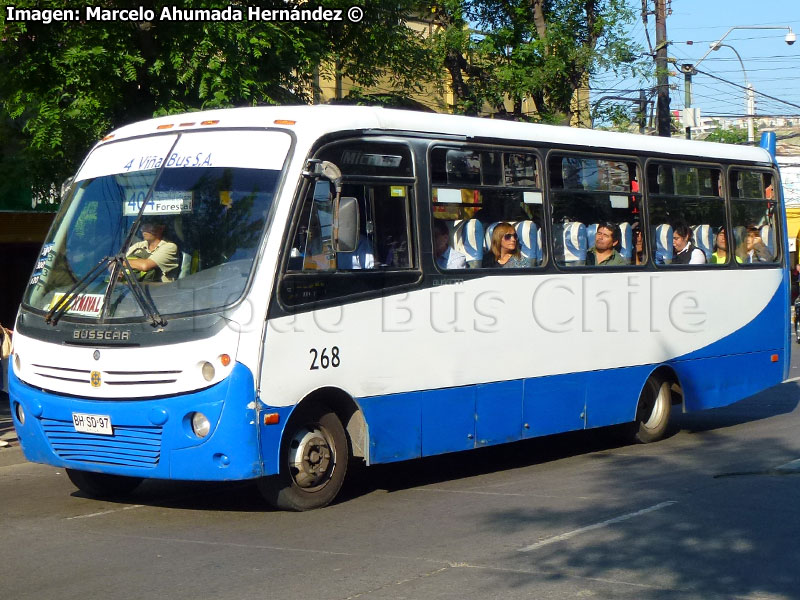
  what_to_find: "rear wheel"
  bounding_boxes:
[65,469,143,498]
[634,377,672,443]
[258,404,348,511]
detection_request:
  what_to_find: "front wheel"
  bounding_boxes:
[65,468,143,498]
[258,404,348,511]
[634,377,672,444]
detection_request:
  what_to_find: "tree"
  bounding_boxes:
[427,0,647,123]
[0,0,429,202]
[704,125,751,145]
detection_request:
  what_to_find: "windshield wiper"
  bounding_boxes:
[104,254,167,327]
[46,254,167,327]
[46,255,113,325]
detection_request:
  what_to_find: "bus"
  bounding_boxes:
[8,106,789,511]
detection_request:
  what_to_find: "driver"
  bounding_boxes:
[125,217,179,282]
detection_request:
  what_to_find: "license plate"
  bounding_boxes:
[72,412,113,436]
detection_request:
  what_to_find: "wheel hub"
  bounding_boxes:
[288,428,334,489]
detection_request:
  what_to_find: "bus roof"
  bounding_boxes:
[102,104,772,164]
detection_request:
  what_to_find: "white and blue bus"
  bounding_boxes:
[9,106,789,510]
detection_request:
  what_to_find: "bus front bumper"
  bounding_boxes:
[8,362,263,481]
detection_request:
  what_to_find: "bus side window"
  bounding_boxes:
[646,163,725,266]
[287,180,336,272]
[729,170,780,264]
[335,183,413,271]
[371,184,413,269]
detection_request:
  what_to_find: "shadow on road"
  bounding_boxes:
[71,380,799,521]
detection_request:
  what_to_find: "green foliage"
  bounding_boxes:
[0,0,428,203]
[704,126,751,145]
[427,0,647,122]
[0,0,647,208]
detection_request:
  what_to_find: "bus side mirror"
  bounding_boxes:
[335,196,359,253]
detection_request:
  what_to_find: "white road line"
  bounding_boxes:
[518,501,677,552]
[782,376,800,383]
[66,504,143,520]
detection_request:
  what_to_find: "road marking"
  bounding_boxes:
[783,376,800,383]
[518,501,677,552]
[66,504,143,520]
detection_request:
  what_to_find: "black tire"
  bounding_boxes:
[634,377,672,444]
[65,468,143,498]
[258,404,348,511]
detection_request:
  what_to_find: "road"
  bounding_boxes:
[2,353,800,600]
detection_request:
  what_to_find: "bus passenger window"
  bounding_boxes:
[646,163,725,266]
[730,170,780,264]
[431,147,544,269]
[548,155,642,267]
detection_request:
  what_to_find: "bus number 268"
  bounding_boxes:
[309,346,341,370]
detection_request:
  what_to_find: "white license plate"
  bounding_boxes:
[72,412,113,436]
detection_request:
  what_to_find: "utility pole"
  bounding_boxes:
[680,64,693,139]
[654,0,671,137]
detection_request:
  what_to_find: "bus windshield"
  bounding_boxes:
[23,129,290,321]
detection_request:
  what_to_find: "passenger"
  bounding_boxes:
[433,219,466,269]
[125,217,180,282]
[631,222,645,265]
[671,222,706,265]
[586,221,627,266]
[481,222,531,268]
[738,225,773,263]
[710,227,741,264]
[336,233,375,270]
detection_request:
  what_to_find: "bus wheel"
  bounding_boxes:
[65,468,143,497]
[258,404,348,511]
[634,377,672,444]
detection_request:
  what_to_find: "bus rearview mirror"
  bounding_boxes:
[335,196,359,253]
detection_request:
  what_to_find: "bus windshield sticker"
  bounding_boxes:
[77,130,291,181]
[123,191,193,216]
[49,292,105,317]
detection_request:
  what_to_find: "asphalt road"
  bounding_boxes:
[2,353,800,600]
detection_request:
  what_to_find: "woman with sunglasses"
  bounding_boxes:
[482,222,531,268]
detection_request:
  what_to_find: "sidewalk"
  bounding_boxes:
[0,390,18,448]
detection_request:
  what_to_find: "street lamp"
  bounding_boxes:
[710,42,756,143]
[680,25,796,141]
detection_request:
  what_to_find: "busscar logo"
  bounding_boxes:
[73,329,131,341]
[90,371,102,388]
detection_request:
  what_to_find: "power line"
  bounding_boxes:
[695,67,800,111]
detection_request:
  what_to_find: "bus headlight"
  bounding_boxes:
[201,361,215,381]
[15,403,25,426]
[191,412,211,438]
[14,352,20,373]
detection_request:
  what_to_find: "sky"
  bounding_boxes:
[592,0,800,120]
